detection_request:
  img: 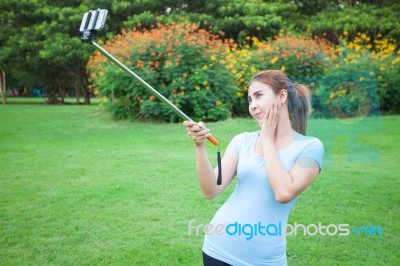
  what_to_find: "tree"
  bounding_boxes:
[0,1,91,103]
[0,0,150,104]
[0,0,398,107]
[125,0,298,44]
[308,2,400,43]
[0,68,6,104]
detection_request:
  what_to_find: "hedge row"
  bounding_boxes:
[88,22,400,121]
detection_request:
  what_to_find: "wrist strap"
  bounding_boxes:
[217,145,222,185]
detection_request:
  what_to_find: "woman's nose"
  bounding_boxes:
[249,101,257,110]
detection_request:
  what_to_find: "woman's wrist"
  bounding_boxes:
[194,141,206,149]
[261,137,274,147]
[261,139,276,154]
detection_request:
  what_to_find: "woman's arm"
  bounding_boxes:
[261,100,320,203]
[263,143,320,203]
[183,121,238,199]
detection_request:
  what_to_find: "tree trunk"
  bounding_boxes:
[348,0,353,8]
[75,83,81,104]
[80,57,90,105]
[9,86,16,96]
[58,80,65,103]
[1,70,6,105]
[83,86,90,105]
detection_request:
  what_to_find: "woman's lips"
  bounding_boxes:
[253,112,262,118]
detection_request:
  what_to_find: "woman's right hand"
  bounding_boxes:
[183,121,211,145]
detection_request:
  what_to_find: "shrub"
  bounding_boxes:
[221,37,257,116]
[315,68,379,119]
[88,25,399,120]
[221,32,333,116]
[88,22,236,122]
[315,32,400,117]
[249,32,332,81]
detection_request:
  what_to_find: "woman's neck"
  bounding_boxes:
[273,118,293,150]
[256,111,294,153]
[275,106,293,138]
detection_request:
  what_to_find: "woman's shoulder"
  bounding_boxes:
[231,130,259,143]
[295,131,324,150]
[227,130,259,153]
[234,130,259,138]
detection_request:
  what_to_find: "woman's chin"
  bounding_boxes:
[250,115,263,127]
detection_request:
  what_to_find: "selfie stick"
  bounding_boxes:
[79,9,219,146]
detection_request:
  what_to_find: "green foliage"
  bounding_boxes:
[249,32,332,80]
[376,58,400,113]
[313,33,400,117]
[309,3,400,43]
[1,0,399,116]
[291,0,340,16]
[0,0,150,101]
[89,23,236,122]
[217,33,334,116]
[124,0,297,43]
[0,1,94,101]
[314,69,379,119]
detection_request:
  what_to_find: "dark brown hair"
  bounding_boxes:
[249,70,311,135]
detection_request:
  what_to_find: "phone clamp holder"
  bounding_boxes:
[79,9,108,43]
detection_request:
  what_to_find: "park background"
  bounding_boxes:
[0,0,399,265]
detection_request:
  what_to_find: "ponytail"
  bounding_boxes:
[286,80,311,135]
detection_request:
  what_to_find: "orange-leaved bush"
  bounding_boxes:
[88,22,236,122]
[249,32,333,82]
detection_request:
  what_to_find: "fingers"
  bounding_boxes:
[182,120,205,131]
[264,106,271,122]
[262,99,281,126]
[274,98,281,121]
[182,120,196,127]
[260,99,281,142]
[269,99,281,121]
[183,120,211,143]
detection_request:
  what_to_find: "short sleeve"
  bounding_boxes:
[298,138,324,170]
[226,133,244,156]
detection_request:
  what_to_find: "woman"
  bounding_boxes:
[183,70,324,265]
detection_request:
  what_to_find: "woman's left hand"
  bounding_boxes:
[260,98,281,143]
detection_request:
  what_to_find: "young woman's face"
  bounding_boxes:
[248,81,277,126]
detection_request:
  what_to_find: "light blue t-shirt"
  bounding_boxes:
[202,130,324,266]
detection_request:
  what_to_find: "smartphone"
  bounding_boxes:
[79,9,108,33]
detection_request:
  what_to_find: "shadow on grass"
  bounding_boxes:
[4,97,100,105]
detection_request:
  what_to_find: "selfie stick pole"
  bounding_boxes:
[80,10,219,146]
[80,9,221,185]
[91,42,219,146]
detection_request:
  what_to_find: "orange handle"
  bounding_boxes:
[207,136,220,146]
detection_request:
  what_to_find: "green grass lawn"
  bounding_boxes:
[0,104,399,265]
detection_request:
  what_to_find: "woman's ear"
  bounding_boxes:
[279,89,288,104]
